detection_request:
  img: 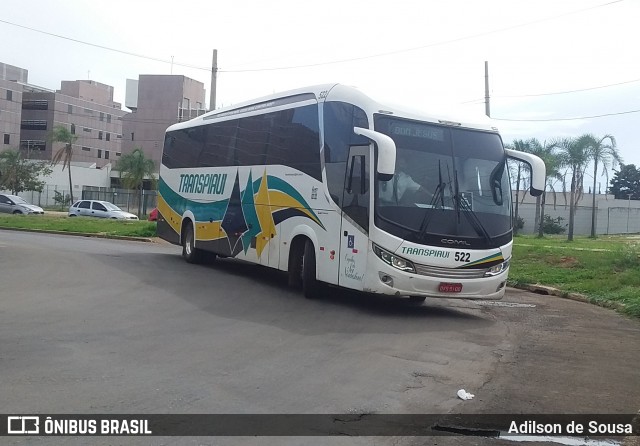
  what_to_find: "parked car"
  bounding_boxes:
[0,194,45,214]
[68,200,139,220]
[148,207,158,221]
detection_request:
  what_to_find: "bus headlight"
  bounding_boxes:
[484,259,510,277]
[373,244,416,273]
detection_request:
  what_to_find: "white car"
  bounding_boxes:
[68,200,139,220]
[0,194,45,214]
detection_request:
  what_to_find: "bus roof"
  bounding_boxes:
[167,83,500,134]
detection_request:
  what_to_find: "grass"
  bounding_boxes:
[510,234,640,318]
[0,214,157,238]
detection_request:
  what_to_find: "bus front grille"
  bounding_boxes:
[414,263,487,279]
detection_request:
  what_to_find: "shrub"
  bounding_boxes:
[542,215,566,234]
[53,191,71,208]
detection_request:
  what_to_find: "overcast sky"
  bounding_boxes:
[1,0,639,185]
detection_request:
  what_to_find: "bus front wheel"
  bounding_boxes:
[302,240,320,299]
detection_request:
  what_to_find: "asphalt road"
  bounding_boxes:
[1,230,639,446]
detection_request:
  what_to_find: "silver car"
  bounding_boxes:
[68,200,138,220]
[0,194,45,214]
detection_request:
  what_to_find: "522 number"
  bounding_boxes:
[454,252,470,262]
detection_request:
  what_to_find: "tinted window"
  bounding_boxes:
[165,104,322,180]
[0,195,11,204]
[323,102,369,206]
[323,102,368,163]
[200,120,236,166]
[78,201,91,209]
[162,127,204,168]
[235,114,269,166]
[92,202,107,211]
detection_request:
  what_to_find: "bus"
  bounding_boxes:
[158,84,545,301]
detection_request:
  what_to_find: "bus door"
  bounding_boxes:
[339,146,371,290]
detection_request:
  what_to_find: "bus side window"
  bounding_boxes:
[343,147,370,231]
[346,154,368,195]
[324,102,369,207]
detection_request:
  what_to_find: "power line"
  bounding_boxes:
[493,77,640,98]
[492,108,640,122]
[0,0,624,74]
[458,76,640,104]
[221,0,625,72]
[0,18,206,72]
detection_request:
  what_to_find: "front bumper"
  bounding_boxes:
[364,254,508,300]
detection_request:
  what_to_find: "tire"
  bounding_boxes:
[409,296,427,303]
[287,240,304,288]
[302,240,321,299]
[182,223,205,264]
[12,210,22,215]
[69,214,77,217]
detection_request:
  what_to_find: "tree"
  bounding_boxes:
[115,148,156,216]
[578,134,621,238]
[49,125,78,203]
[528,141,562,238]
[609,164,640,200]
[505,139,536,234]
[0,149,52,194]
[553,137,590,241]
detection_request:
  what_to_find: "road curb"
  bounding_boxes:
[0,226,156,243]
[510,282,627,311]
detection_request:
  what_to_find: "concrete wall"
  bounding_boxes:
[2,162,113,207]
[121,75,206,170]
[516,196,640,236]
[0,79,23,149]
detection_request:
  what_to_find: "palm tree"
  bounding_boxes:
[115,148,156,216]
[536,150,563,238]
[577,134,620,238]
[523,139,562,237]
[553,137,591,241]
[49,125,78,203]
[505,139,535,234]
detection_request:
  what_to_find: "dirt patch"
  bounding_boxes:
[547,256,580,268]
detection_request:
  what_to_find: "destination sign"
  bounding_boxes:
[390,123,444,141]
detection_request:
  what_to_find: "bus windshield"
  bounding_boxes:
[374,116,512,249]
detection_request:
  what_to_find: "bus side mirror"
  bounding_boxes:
[505,149,546,197]
[354,127,396,182]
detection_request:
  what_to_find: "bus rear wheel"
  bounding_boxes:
[182,223,205,264]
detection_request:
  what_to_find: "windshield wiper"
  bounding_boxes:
[418,161,446,238]
[450,166,492,244]
[455,192,493,244]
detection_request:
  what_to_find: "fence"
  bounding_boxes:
[9,185,75,210]
[516,204,640,236]
[4,185,157,216]
[82,186,157,215]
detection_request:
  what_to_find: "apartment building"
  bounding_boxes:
[0,62,27,150]
[121,75,206,170]
[20,80,126,168]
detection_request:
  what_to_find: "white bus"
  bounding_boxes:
[158,84,545,301]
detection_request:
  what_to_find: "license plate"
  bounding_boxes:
[439,282,463,293]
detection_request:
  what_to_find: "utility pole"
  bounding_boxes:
[210,49,218,111]
[484,61,490,117]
